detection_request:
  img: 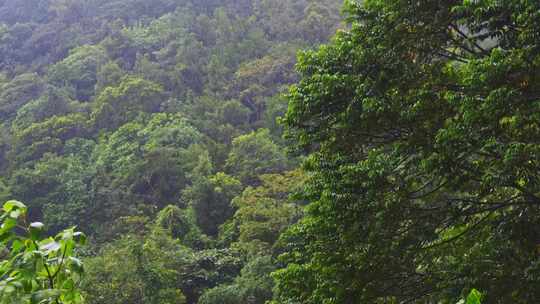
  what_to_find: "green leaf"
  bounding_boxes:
[3,200,26,212]
[466,289,482,304]
[11,239,24,253]
[0,217,17,234]
[62,278,75,290]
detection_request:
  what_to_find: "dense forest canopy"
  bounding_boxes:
[0,0,341,234]
[0,0,539,303]
[0,0,341,302]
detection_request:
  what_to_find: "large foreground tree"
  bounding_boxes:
[275,0,540,303]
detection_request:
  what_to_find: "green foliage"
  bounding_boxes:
[182,169,242,236]
[276,0,540,303]
[83,220,243,304]
[83,229,189,304]
[95,61,124,94]
[199,256,277,304]
[466,289,482,304]
[0,73,44,120]
[94,113,204,210]
[225,170,305,255]
[91,76,165,130]
[48,45,108,102]
[0,0,343,303]
[9,151,96,233]
[10,113,90,166]
[11,86,77,131]
[226,128,292,185]
[0,200,86,304]
[156,205,204,247]
[203,170,306,303]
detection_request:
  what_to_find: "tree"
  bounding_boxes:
[9,113,90,167]
[275,1,540,303]
[10,113,90,166]
[95,61,124,94]
[83,229,189,304]
[199,256,277,304]
[11,86,76,131]
[48,45,108,102]
[299,1,340,43]
[182,157,243,236]
[232,47,297,124]
[0,200,86,304]
[94,113,204,210]
[9,151,96,233]
[83,219,243,304]
[91,76,165,130]
[223,170,305,255]
[226,128,291,185]
[0,73,44,121]
[155,205,205,248]
[201,170,306,304]
[177,96,252,162]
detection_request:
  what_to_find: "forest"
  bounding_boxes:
[0,0,539,303]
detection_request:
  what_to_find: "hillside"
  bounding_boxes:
[0,1,342,303]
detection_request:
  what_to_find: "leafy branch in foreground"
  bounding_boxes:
[0,200,86,304]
